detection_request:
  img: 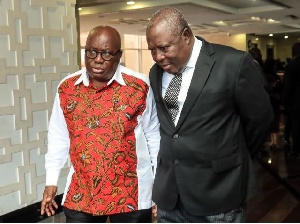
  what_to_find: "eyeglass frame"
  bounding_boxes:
[85,49,121,61]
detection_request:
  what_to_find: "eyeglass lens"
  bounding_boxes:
[86,50,119,61]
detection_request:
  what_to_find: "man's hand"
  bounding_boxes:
[40,186,58,216]
[152,204,157,217]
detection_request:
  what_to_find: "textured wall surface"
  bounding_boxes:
[0,0,79,215]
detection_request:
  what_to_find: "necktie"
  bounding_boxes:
[164,73,182,122]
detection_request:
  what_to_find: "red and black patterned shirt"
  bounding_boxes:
[45,65,160,215]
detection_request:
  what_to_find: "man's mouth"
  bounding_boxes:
[160,64,171,70]
[92,67,104,73]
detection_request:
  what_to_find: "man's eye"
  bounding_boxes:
[102,52,111,56]
[90,50,97,54]
[160,47,169,53]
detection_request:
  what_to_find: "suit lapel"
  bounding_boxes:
[176,38,215,130]
[151,65,176,128]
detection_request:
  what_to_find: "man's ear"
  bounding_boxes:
[117,50,123,63]
[182,28,192,44]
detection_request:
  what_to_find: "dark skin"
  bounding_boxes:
[40,186,58,216]
[84,26,122,88]
[146,23,194,75]
[40,26,122,216]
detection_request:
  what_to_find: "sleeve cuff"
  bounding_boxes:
[45,169,60,186]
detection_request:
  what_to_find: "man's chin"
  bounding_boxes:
[160,64,177,74]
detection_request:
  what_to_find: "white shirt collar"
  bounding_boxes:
[74,64,126,87]
[186,37,202,69]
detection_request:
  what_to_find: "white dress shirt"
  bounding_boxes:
[162,37,202,125]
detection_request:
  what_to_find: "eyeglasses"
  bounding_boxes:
[85,49,121,61]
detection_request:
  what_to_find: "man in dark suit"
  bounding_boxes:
[146,7,273,222]
[248,47,265,84]
[282,43,300,157]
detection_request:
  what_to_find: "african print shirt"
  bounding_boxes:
[45,65,160,215]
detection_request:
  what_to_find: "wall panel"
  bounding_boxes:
[0,0,78,215]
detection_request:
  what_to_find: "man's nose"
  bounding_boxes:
[153,49,165,61]
[94,53,104,63]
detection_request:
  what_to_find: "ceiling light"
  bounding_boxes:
[268,158,272,164]
[255,38,259,40]
[269,34,273,36]
[251,16,260,21]
[78,7,82,10]
[127,1,135,4]
[284,35,288,39]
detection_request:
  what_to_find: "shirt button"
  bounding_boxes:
[174,159,180,165]
[173,134,179,139]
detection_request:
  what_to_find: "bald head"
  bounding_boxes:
[86,26,121,50]
[84,25,122,87]
[146,7,194,75]
[146,7,191,36]
[248,47,262,60]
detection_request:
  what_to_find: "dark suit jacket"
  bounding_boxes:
[282,55,300,112]
[149,37,273,216]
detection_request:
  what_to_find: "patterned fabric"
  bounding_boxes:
[58,73,149,215]
[164,73,182,122]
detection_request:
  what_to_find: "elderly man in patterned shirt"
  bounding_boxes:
[40,25,160,223]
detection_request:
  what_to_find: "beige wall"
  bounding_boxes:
[0,0,78,215]
[202,33,247,51]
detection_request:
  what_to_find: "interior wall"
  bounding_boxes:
[122,35,154,76]
[201,33,247,51]
[247,35,300,63]
[0,0,78,215]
